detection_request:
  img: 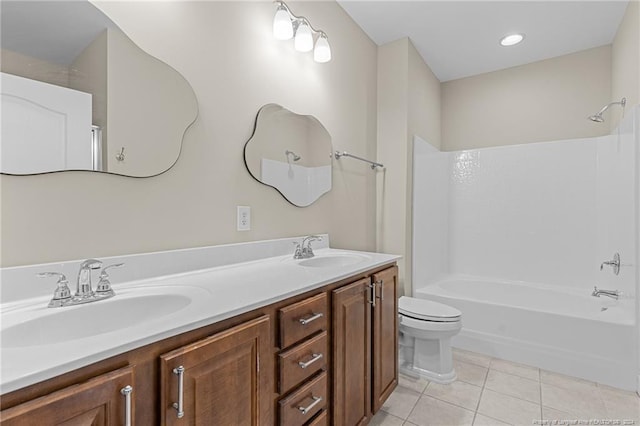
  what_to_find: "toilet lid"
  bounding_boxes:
[398,296,461,322]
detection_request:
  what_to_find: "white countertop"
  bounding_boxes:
[0,241,399,394]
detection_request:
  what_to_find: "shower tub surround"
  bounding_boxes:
[412,107,639,391]
[0,235,399,394]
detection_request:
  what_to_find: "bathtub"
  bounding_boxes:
[415,275,636,390]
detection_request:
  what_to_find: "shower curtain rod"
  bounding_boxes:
[333,151,384,170]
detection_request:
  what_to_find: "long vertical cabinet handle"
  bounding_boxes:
[376,279,384,300]
[368,282,376,307]
[172,366,185,419]
[120,385,133,426]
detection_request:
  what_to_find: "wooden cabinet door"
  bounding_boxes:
[332,278,371,426]
[372,266,399,413]
[160,315,272,426]
[0,367,134,426]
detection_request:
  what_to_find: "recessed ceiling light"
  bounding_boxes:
[500,33,524,47]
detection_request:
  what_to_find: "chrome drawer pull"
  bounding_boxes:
[299,312,323,325]
[298,396,322,414]
[120,385,133,426]
[377,279,384,300]
[172,366,185,419]
[298,353,323,369]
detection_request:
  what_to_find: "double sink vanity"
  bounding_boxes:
[0,236,400,425]
[1,2,397,424]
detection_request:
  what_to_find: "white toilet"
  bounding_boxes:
[398,296,462,384]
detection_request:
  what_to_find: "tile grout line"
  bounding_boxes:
[472,357,491,425]
[539,367,543,422]
[483,373,544,406]
[402,381,429,423]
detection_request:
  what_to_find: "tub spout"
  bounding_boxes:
[591,286,619,300]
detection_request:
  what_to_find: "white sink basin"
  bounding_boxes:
[298,253,370,268]
[1,286,208,348]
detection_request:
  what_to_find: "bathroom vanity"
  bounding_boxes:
[0,238,399,425]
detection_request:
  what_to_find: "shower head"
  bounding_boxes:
[588,97,626,123]
[285,150,301,162]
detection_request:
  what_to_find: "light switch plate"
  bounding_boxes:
[237,206,250,231]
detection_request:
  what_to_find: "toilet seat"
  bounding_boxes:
[398,296,461,322]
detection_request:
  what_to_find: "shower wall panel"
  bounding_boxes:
[413,107,638,296]
[447,139,598,288]
[412,137,449,286]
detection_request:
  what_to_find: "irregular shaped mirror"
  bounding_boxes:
[0,1,198,177]
[244,104,332,207]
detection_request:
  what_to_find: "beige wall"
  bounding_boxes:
[377,39,409,292]
[377,37,441,296]
[612,0,640,131]
[441,46,612,151]
[106,29,197,177]
[1,49,70,88]
[408,43,441,151]
[70,30,108,163]
[0,1,378,266]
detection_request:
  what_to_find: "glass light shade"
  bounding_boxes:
[294,21,313,52]
[314,35,331,63]
[500,33,524,46]
[273,7,293,40]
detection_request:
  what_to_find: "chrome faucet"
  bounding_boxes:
[38,259,124,308]
[293,235,323,259]
[301,235,322,258]
[76,259,102,299]
[591,286,620,300]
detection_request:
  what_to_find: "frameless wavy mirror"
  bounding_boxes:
[244,104,332,207]
[0,1,198,177]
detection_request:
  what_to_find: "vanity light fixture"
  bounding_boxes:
[294,20,313,52]
[272,1,331,63]
[273,3,294,40]
[500,33,524,47]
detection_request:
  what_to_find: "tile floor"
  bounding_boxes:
[372,348,640,426]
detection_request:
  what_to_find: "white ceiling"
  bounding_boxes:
[1,1,116,66]
[336,1,630,82]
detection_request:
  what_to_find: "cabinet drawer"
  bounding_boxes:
[278,371,327,426]
[307,409,328,426]
[279,292,327,348]
[279,331,328,394]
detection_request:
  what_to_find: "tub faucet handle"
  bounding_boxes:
[599,253,620,275]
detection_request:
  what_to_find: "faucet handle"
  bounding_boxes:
[101,263,124,274]
[80,259,103,270]
[95,263,124,296]
[37,272,72,307]
[600,253,621,275]
[292,242,303,259]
